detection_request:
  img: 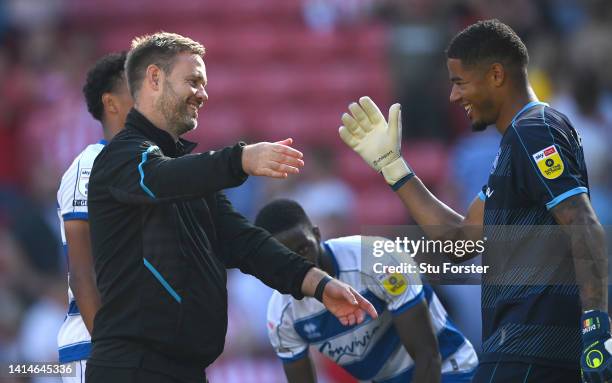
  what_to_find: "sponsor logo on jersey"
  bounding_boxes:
[586,349,604,368]
[532,145,564,179]
[72,199,87,207]
[319,325,381,362]
[490,148,500,174]
[382,273,407,296]
[303,323,321,339]
[78,168,91,196]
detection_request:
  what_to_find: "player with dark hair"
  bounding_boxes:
[56,51,132,382]
[339,19,607,382]
[83,52,133,126]
[256,199,478,383]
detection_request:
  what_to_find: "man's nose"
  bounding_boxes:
[196,86,208,102]
[449,85,461,104]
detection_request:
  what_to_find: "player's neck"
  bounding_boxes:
[495,86,538,135]
[102,122,121,142]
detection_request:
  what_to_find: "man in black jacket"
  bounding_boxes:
[86,32,377,383]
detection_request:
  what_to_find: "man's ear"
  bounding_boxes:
[101,93,117,115]
[145,64,163,91]
[489,62,506,87]
[312,226,321,242]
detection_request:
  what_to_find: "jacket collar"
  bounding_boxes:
[126,108,197,157]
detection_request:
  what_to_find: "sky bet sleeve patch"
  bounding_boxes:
[382,273,408,296]
[532,145,564,179]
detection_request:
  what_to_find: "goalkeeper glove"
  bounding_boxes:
[581,310,612,383]
[338,97,414,190]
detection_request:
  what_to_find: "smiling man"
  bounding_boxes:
[339,20,607,383]
[86,32,377,383]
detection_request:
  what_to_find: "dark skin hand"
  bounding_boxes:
[64,220,101,334]
[550,193,607,312]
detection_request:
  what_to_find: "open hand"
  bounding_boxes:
[322,278,378,326]
[241,138,304,178]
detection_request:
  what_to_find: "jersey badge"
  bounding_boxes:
[532,145,564,179]
[382,273,407,296]
[78,168,91,196]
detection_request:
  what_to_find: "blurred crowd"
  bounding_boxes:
[1,0,611,382]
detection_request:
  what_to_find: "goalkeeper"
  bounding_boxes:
[339,20,607,383]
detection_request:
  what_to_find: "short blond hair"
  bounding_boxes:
[125,31,205,98]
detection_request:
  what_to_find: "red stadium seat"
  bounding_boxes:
[354,185,409,225]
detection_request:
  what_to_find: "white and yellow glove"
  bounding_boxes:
[338,96,414,190]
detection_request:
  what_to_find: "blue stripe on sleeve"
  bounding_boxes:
[138,146,158,199]
[478,191,486,201]
[58,341,91,364]
[63,212,88,221]
[67,300,80,315]
[545,186,588,210]
[143,258,182,303]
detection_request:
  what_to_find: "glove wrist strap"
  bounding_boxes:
[582,310,611,344]
[381,157,414,190]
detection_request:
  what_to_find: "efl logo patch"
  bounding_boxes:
[78,168,91,196]
[382,273,407,296]
[532,145,564,179]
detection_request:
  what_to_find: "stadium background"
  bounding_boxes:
[0,0,611,381]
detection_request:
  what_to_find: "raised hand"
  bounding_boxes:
[338,96,413,189]
[241,138,304,178]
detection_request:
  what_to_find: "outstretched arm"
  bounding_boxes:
[301,268,378,326]
[338,97,484,246]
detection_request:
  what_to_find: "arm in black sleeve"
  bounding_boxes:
[108,142,248,204]
[214,192,315,299]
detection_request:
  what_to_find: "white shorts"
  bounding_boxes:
[61,360,86,383]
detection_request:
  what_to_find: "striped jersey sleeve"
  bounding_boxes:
[510,106,588,210]
[266,292,308,362]
[57,144,102,221]
[362,237,424,314]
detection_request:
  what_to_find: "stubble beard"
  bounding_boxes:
[157,80,197,138]
[471,98,496,132]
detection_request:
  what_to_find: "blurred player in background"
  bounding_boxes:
[256,199,478,383]
[56,52,133,381]
[339,20,607,382]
